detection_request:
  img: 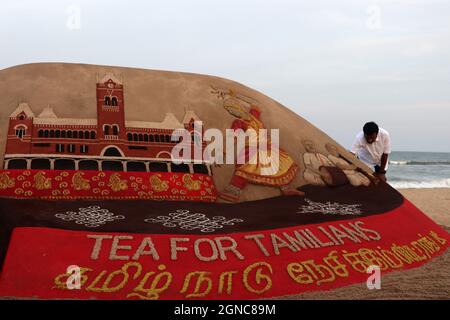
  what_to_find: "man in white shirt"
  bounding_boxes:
[351,122,391,182]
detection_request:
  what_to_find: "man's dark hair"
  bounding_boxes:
[363,122,379,135]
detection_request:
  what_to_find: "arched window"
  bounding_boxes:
[149,135,154,142]
[144,134,149,142]
[31,158,51,170]
[127,162,146,172]
[44,130,49,138]
[138,134,143,141]
[104,125,110,135]
[133,133,138,141]
[155,135,160,143]
[127,133,132,141]
[18,115,25,120]
[55,130,60,138]
[103,147,122,157]
[165,135,170,143]
[38,130,44,138]
[111,97,118,106]
[73,131,78,139]
[84,131,90,139]
[7,159,27,169]
[79,130,84,139]
[61,131,66,138]
[79,160,98,171]
[159,134,165,143]
[50,130,55,138]
[112,125,119,136]
[55,159,75,170]
[90,131,96,139]
[67,131,72,138]
[104,96,111,106]
[15,126,26,138]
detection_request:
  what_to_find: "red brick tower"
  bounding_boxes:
[96,73,126,142]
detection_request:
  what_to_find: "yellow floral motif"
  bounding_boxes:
[33,171,52,190]
[0,172,15,189]
[149,174,169,192]
[108,173,128,192]
[72,172,91,191]
[182,174,202,191]
[22,181,31,188]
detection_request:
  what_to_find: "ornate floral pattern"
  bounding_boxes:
[71,172,90,191]
[298,199,362,216]
[0,172,15,189]
[33,171,52,190]
[149,174,169,192]
[0,169,217,202]
[55,206,125,228]
[144,209,244,232]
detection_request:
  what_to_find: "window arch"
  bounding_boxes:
[103,147,123,157]
[104,125,110,135]
[133,133,138,141]
[111,97,118,106]
[104,96,111,106]
[38,130,44,138]
[61,131,66,138]
[84,131,90,139]
[90,131,96,139]
[112,125,119,136]
[127,133,132,141]
[138,134,143,141]
[15,126,26,138]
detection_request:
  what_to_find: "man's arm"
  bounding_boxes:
[374,153,389,182]
[380,153,389,173]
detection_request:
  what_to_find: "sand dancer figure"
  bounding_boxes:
[212,88,304,203]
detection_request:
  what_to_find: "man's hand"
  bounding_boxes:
[375,173,387,182]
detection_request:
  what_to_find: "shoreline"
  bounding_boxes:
[397,188,450,227]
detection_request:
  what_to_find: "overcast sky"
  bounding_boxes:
[1,0,449,152]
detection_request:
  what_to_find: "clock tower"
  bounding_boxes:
[96,73,126,141]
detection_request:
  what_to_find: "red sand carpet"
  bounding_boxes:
[0,196,448,299]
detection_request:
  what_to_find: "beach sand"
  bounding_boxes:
[278,188,450,300]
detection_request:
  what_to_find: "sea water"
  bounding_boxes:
[388,151,450,189]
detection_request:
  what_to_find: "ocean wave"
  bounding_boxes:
[389,160,450,165]
[390,178,450,189]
